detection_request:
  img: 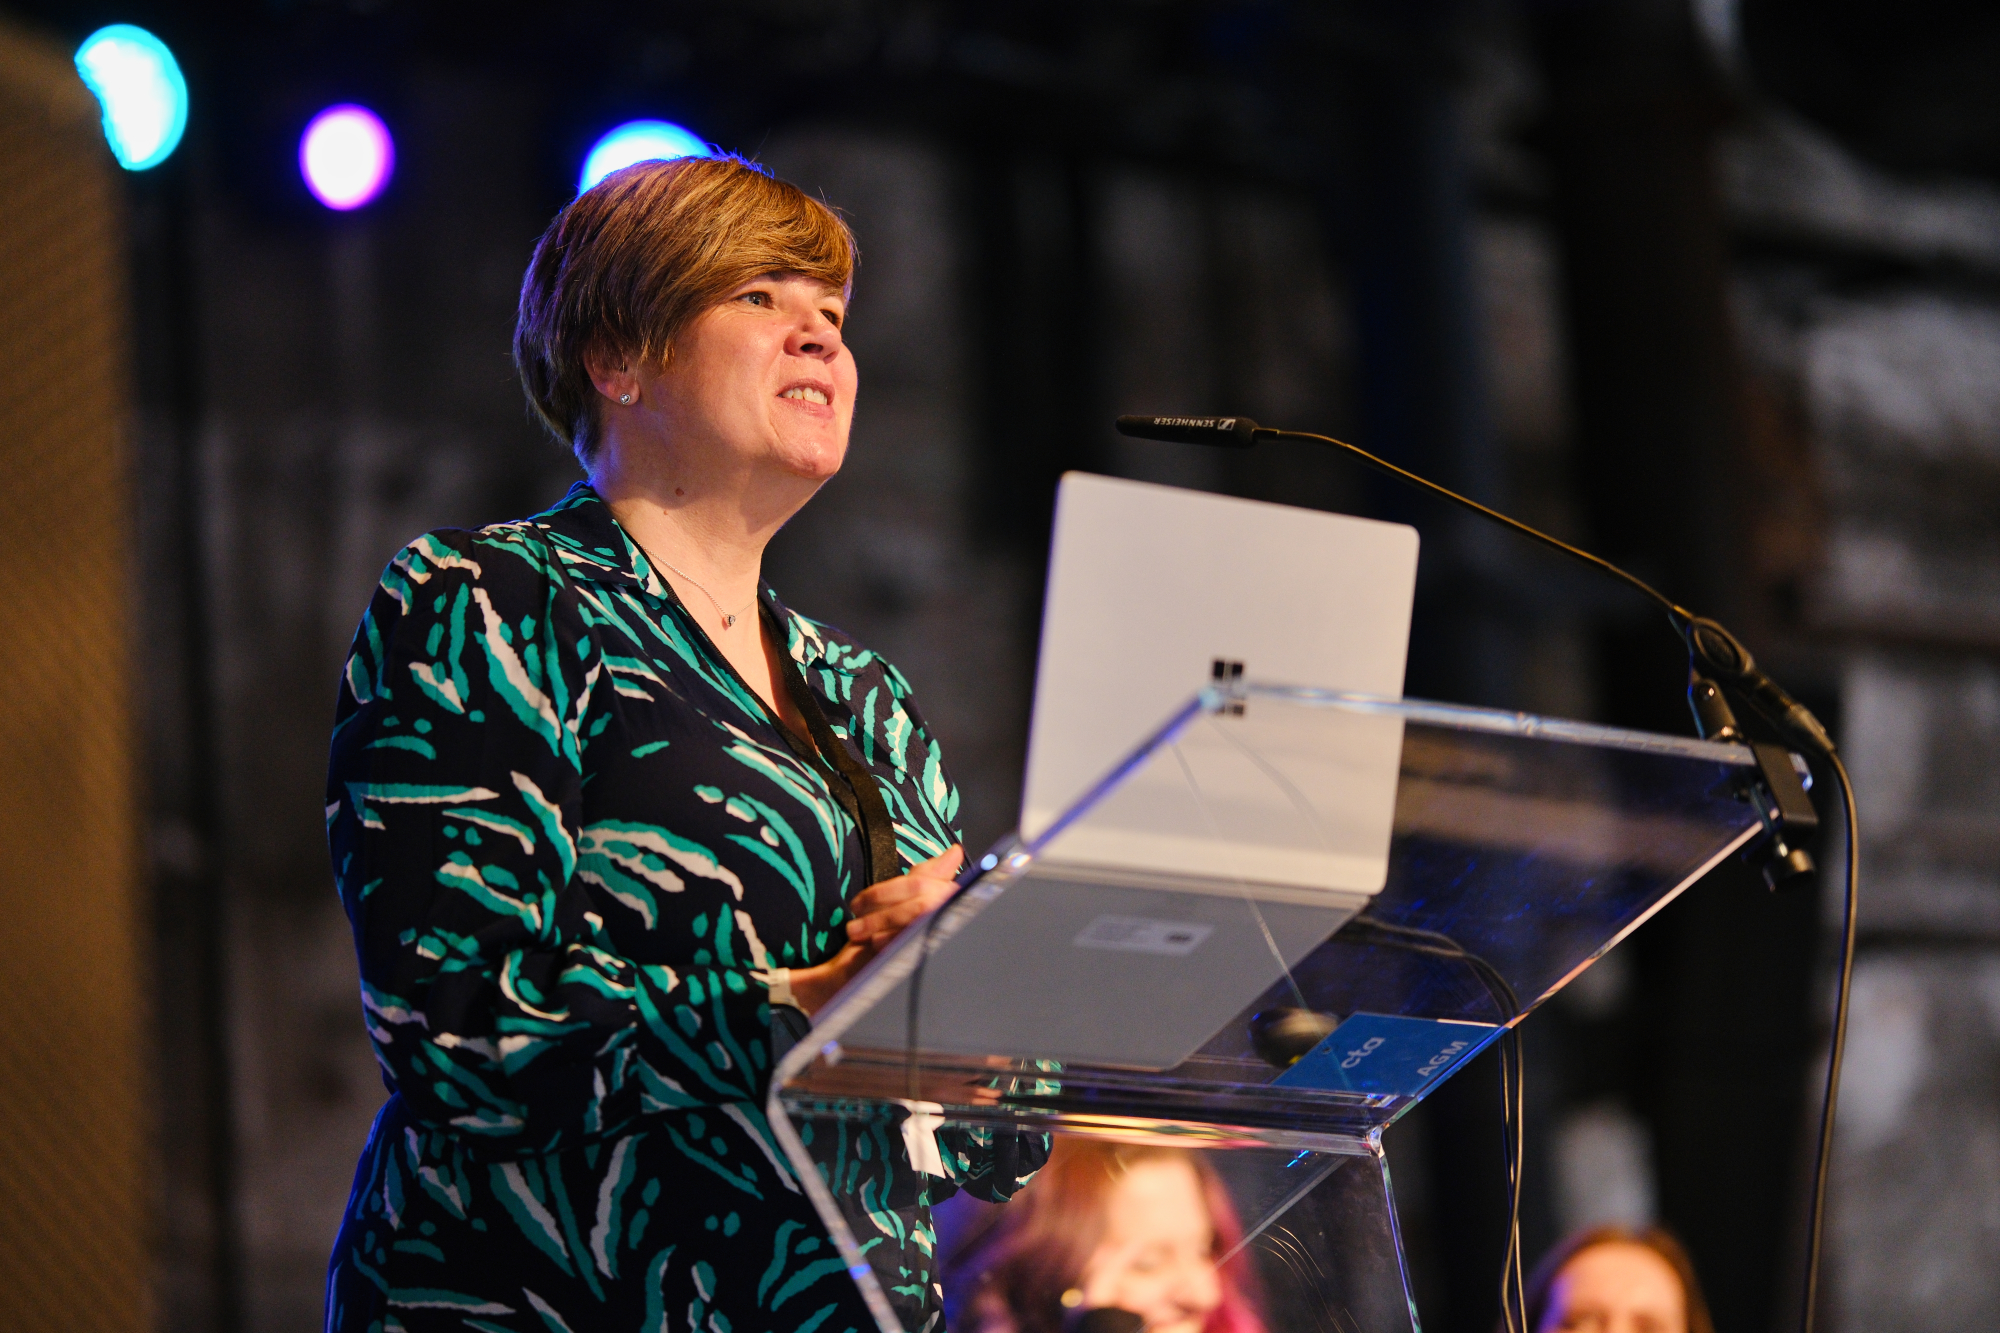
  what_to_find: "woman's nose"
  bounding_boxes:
[789,312,843,359]
[1175,1260,1222,1315]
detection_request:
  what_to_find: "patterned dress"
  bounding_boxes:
[324,483,1045,1333]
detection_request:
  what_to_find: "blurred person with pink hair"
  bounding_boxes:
[943,1138,1266,1333]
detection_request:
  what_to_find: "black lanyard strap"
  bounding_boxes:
[764,606,902,889]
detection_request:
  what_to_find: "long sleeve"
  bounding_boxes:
[328,530,778,1158]
[327,488,1035,1333]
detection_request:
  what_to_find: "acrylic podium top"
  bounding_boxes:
[770,683,1770,1150]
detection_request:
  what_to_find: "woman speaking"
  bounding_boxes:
[325,155,1042,1331]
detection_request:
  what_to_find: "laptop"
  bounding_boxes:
[843,473,1421,1070]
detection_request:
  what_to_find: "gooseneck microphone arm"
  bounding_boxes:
[1113,415,1835,752]
[1122,415,1679,615]
[1114,412,1857,1333]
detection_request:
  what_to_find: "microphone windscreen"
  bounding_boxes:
[1114,415,1262,446]
[1070,1308,1147,1333]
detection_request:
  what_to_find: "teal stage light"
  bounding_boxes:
[579,120,711,192]
[74,24,187,171]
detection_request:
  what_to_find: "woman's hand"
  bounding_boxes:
[785,846,965,1015]
[844,846,965,948]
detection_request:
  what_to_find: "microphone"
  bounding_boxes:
[1115,415,1266,447]
[1066,1307,1145,1333]
[1114,412,1836,757]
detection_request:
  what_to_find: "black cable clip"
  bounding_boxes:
[1746,742,1819,890]
[1210,657,1246,715]
[1690,671,1818,890]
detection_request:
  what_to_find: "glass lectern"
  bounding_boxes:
[765,684,1773,1333]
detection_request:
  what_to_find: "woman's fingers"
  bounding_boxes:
[846,873,939,918]
[903,844,964,884]
[858,892,946,937]
[846,846,963,917]
[844,846,964,943]
[845,883,953,942]
[790,850,971,1011]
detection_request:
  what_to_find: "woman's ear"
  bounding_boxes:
[584,345,641,407]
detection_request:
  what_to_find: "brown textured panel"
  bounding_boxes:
[0,21,149,1333]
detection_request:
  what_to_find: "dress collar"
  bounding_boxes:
[532,481,830,671]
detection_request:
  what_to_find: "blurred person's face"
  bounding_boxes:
[1077,1158,1223,1333]
[642,272,857,490]
[1537,1242,1687,1333]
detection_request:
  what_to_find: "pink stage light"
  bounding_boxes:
[300,105,395,211]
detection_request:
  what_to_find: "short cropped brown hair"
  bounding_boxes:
[513,154,857,463]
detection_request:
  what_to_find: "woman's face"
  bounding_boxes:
[1537,1242,1687,1333]
[651,272,856,488]
[1077,1159,1223,1333]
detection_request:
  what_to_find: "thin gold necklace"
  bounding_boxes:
[629,536,758,629]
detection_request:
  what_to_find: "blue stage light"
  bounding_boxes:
[579,120,711,192]
[74,24,188,171]
[301,105,395,211]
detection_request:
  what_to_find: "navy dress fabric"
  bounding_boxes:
[324,483,1044,1333]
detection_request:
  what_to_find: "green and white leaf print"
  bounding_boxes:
[326,484,1044,1333]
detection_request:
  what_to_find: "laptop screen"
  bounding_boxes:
[1020,472,1420,895]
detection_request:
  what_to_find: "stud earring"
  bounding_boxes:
[618,393,632,404]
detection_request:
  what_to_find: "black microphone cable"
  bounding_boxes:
[1113,417,1836,751]
[1115,413,1858,1333]
[1341,915,1529,1330]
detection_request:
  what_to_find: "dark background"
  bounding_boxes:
[7,1,2000,1330]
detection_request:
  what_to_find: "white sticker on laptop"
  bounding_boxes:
[1073,915,1215,956]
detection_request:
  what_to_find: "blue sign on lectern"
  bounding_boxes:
[1274,1012,1502,1098]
